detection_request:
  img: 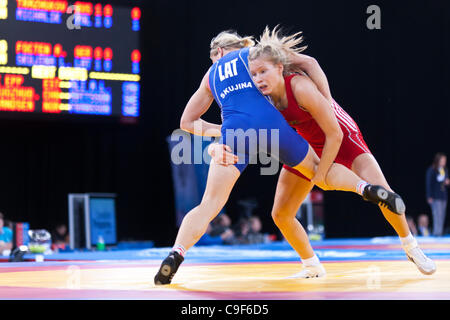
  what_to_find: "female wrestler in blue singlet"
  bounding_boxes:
[154,31,404,285]
[209,46,310,173]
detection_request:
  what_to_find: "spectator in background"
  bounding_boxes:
[406,215,418,237]
[209,213,233,238]
[233,218,251,244]
[51,223,69,252]
[201,213,236,245]
[0,213,13,254]
[417,214,431,237]
[197,223,235,245]
[426,152,450,236]
[247,216,266,244]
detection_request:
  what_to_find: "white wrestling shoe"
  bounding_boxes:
[287,264,326,279]
[403,239,436,275]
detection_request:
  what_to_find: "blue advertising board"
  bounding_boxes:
[89,197,117,245]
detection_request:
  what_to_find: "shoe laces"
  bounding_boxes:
[379,202,388,209]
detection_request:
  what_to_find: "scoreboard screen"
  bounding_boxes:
[0,0,141,120]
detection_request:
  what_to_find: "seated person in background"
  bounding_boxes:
[197,223,235,246]
[247,216,266,244]
[417,214,431,237]
[209,213,233,237]
[233,218,251,244]
[51,223,69,251]
[0,212,13,254]
[406,215,418,236]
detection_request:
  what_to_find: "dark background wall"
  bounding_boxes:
[1,0,449,246]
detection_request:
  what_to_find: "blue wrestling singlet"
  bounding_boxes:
[208,47,309,172]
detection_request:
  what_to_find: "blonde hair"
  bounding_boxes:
[210,30,255,57]
[249,26,307,73]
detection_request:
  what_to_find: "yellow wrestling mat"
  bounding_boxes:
[0,260,448,299]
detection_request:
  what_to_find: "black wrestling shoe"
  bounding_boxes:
[154,251,184,285]
[362,185,406,215]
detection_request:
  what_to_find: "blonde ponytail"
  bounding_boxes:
[210,30,255,57]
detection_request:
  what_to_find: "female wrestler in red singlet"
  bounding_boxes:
[280,74,371,179]
[244,27,435,277]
